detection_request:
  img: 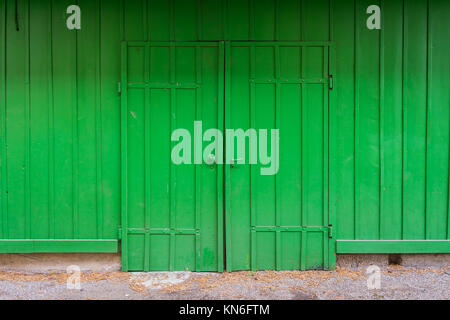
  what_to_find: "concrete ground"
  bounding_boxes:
[0,264,449,300]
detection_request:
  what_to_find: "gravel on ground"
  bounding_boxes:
[0,265,448,300]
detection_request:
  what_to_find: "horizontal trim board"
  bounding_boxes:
[230,41,335,47]
[128,83,200,89]
[126,41,221,47]
[337,240,450,254]
[127,228,198,235]
[252,226,329,232]
[125,41,335,47]
[0,240,118,253]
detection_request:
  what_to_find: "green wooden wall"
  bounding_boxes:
[0,0,449,249]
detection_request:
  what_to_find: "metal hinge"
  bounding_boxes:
[328,74,333,90]
[328,225,334,239]
[118,226,122,239]
[117,82,122,94]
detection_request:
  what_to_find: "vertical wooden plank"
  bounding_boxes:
[143,2,149,271]
[72,0,79,239]
[278,45,302,269]
[253,0,275,41]
[332,0,355,240]
[169,0,174,41]
[249,45,256,271]
[30,0,51,238]
[354,0,360,239]
[401,0,407,239]
[217,41,224,272]
[6,0,28,238]
[251,45,278,270]
[77,0,99,239]
[323,46,329,268]
[277,0,300,41]
[123,0,146,270]
[95,0,103,240]
[194,46,202,271]
[379,0,385,240]
[440,0,450,240]
[328,0,335,266]
[120,0,124,39]
[252,46,277,269]
[300,78,306,270]
[100,0,121,239]
[196,0,203,40]
[301,61,327,266]
[169,88,176,272]
[249,0,255,40]
[274,0,278,41]
[200,0,223,40]
[143,0,148,41]
[328,0,333,42]
[148,0,170,41]
[328,43,337,268]
[300,231,306,270]
[169,44,176,271]
[222,0,229,41]
[127,68,145,271]
[123,0,144,41]
[24,0,30,239]
[274,45,281,270]
[300,0,305,41]
[425,0,432,239]
[356,0,380,240]
[120,41,128,270]
[403,0,427,240]
[302,46,325,229]
[426,0,450,239]
[143,45,150,272]
[148,44,171,271]
[0,0,7,239]
[224,41,232,271]
[52,0,76,238]
[380,0,403,240]
[302,0,329,41]
[227,0,249,41]
[48,0,55,239]
[173,0,197,41]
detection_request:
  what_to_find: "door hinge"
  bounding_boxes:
[328,74,333,90]
[117,82,122,94]
[328,225,334,239]
[118,226,122,239]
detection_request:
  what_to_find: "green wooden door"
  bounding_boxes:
[121,41,334,271]
[121,42,224,271]
[225,42,335,271]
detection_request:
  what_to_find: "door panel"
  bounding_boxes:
[225,42,334,271]
[121,42,224,271]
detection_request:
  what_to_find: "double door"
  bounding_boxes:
[121,41,334,271]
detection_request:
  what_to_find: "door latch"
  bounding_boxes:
[328,225,334,238]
